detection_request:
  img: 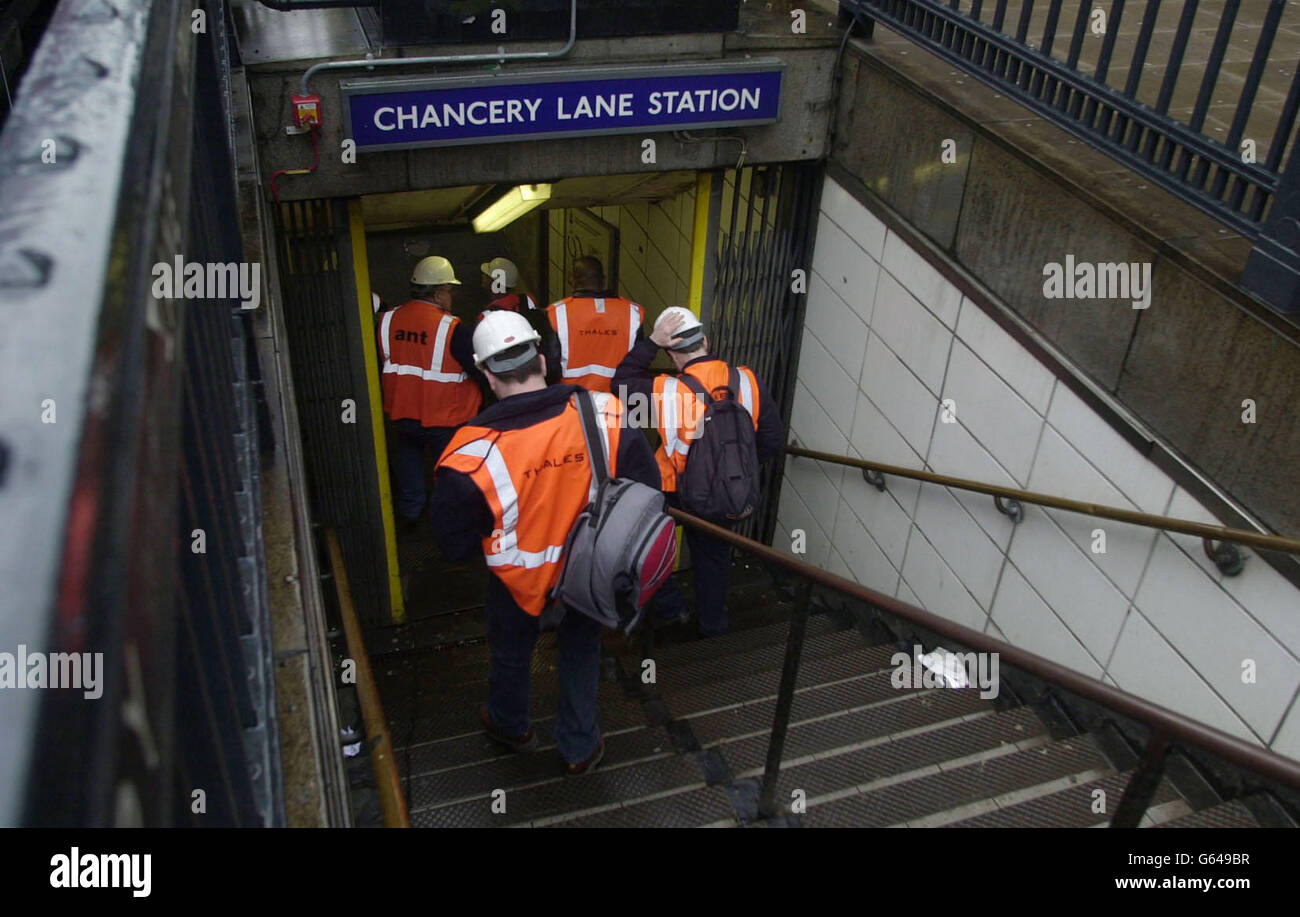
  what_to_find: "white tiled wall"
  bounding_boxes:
[776,175,1300,759]
[545,185,697,330]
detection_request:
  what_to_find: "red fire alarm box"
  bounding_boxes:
[292,93,322,129]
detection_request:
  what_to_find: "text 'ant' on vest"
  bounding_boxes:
[393,329,430,343]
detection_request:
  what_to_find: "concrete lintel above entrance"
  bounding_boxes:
[243,19,840,200]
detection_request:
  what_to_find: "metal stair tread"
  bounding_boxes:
[410,753,705,827]
[800,733,1109,827]
[718,686,997,773]
[642,627,878,694]
[946,769,1185,827]
[655,643,905,719]
[758,705,1048,801]
[542,785,737,828]
[1155,799,1262,828]
[405,723,677,811]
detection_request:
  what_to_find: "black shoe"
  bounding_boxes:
[479,704,538,752]
[563,737,605,777]
[396,515,422,537]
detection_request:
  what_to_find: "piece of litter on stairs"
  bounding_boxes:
[918,647,970,689]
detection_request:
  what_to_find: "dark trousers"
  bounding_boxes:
[390,419,456,521]
[653,493,735,636]
[485,576,602,764]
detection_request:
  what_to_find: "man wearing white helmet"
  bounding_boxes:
[378,255,485,533]
[478,257,538,316]
[613,307,785,636]
[430,311,660,776]
[478,255,561,386]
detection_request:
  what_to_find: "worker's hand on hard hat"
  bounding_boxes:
[651,306,702,349]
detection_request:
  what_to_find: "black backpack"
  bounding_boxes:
[676,368,761,522]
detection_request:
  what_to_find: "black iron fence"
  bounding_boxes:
[841,0,1300,312]
[0,0,282,826]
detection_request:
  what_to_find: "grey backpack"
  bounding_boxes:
[549,391,678,633]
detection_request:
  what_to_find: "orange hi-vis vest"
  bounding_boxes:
[379,300,482,428]
[652,360,760,493]
[436,391,625,616]
[547,295,643,392]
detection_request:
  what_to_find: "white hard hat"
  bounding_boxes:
[480,257,519,289]
[473,310,542,373]
[411,255,460,286]
[654,306,705,352]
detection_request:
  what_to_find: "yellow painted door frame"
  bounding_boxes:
[346,199,405,622]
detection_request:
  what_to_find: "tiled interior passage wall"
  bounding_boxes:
[546,185,696,329]
[777,176,1300,760]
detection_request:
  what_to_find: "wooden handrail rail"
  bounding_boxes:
[326,530,410,828]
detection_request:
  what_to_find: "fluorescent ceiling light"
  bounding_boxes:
[472,183,552,233]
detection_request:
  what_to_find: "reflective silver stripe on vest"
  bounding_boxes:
[660,377,690,457]
[587,391,616,499]
[379,309,393,363]
[736,367,755,416]
[553,301,570,377]
[382,313,467,383]
[450,438,566,569]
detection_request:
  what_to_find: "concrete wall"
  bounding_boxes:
[247,33,837,201]
[776,176,1300,759]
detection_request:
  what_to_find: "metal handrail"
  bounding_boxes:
[327,530,410,828]
[785,445,1300,556]
[665,507,1300,825]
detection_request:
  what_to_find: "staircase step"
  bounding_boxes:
[801,734,1107,827]
[1156,799,1261,828]
[647,627,873,695]
[405,722,676,812]
[387,675,645,748]
[543,785,736,828]
[722,686,998,775]
[946,770,1185,827]
[684,669,903,745]
[759,705,1047,802]
[658,643,906,720]
[645,614,842,667]
[410,753,705,828]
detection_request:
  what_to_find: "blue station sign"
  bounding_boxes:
[340,61,784,152]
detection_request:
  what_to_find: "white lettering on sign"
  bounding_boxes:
[373,97,545,132]
[647,87,761,115]
[556,93,636,120]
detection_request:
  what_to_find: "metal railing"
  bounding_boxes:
[326,531,409,828]
[666,506,1300,826]
[842,0,1296,240]
[786,445,1300,576]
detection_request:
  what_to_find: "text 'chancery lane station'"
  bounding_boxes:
[342,63,783,151]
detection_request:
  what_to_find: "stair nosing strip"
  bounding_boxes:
[732,708,1008,779]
